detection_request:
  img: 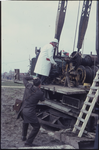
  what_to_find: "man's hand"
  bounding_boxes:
[53,62,57,68]
[54,62,57,66]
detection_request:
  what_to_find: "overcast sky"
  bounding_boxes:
[2,1,97,73]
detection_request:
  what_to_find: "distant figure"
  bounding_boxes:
[34,38,58,84]
[17,76,45,147]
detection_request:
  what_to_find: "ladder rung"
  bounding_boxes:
[87,94,95,98]
[90,86,99,90]
[84,101,92,106]
[81,109,88,114]
[77,117,84,122]
[94,79,99,82]
[74,125,81,130]
[73,70,99,138]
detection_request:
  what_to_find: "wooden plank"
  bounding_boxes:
[13,80,86,95]
[41,85,86,95]
[87,94,95,98]
[74,125,81,130]
[96,70,99,75]
[84,101,91,106]
[77,117,84,122]
[81,109,88,114]
[94,79,99,82]
[90,86,99,90]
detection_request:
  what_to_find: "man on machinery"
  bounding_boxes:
[34,38,58,84]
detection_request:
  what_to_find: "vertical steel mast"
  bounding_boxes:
[96,1,99,64]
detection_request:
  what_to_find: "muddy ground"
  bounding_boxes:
[1,84,69,149]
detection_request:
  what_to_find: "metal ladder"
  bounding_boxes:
[72,70,99,137]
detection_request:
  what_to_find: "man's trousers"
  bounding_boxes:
[22,122,40,144]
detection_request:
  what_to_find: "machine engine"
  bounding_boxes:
[45,51,98,88]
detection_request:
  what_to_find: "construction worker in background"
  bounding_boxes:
[34,38,58,84]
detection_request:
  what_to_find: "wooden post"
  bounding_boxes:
[14,69,20,80]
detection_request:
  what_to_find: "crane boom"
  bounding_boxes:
[77,0,92,51]
[54,0,68,42]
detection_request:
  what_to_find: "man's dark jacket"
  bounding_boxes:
[17,76,45,123]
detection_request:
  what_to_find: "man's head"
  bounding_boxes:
[51,38,58,47]
[51,38,58,43]
[51,38,58,45]
[33,77,41,88]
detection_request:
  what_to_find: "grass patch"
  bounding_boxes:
[1,81,24,86]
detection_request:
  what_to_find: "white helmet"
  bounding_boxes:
[51,38,58,43]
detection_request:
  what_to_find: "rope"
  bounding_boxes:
[73,1,80,52]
